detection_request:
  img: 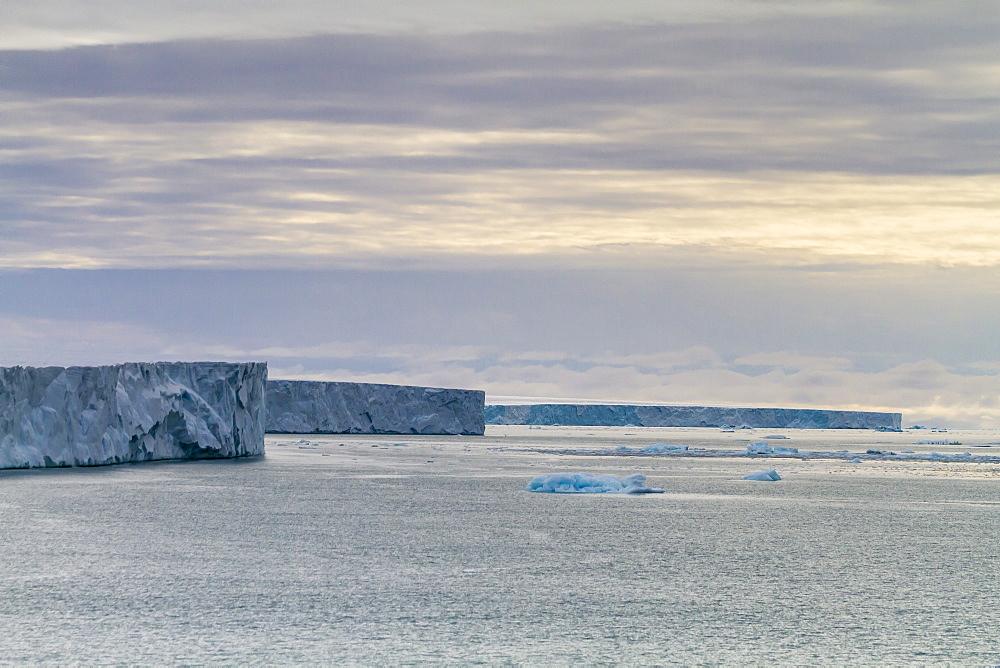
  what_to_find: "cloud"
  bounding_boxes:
[733,352,853,372]
[4,1,962,50]
[2,13,999,270]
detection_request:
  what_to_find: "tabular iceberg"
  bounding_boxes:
[0,362,266,469]
[266,380,485,435]
[485,404,902,430]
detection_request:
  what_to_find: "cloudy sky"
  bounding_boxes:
[2,1,998,426]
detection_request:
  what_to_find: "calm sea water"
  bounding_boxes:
[2,427,1000,665]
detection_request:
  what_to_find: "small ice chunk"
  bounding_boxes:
[642,443,688,453]
[743,469,781,481]
[526,472,664,494]
[763,434,789,439]
[848,458,862,463]
[622,473,665,494]
[746,441,773,454]
[772,446,799,454]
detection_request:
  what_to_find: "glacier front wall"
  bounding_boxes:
[485,404,902,430]
[266,380,486,435]
[0,362,266,469]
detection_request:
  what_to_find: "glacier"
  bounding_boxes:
[0,362,266,469]
[266,380,485,435]
[485,404,902,430]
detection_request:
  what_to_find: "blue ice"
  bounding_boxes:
[526,472,664,494]
[743,469,781,481]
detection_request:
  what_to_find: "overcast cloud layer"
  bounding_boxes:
[2,2,998,426]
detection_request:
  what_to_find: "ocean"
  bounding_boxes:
[2,426,999,665]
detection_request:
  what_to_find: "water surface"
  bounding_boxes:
[2,427,999,664]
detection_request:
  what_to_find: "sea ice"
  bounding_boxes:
[526,472,664,494]
[743,469,781,481]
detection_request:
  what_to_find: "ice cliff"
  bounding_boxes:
[485,404,902,430]
[266,380,485,435]
[0,362,266,469]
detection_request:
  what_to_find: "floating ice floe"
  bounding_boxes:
[915,440,962,445]
[763,434,789,439]
[526,472,664,494]
[848,458,862,463]
[743,469,781,481]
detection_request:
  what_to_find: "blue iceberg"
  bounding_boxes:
[526,472,664,494]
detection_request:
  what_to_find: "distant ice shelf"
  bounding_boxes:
[0,362,266,470]
[485,404,902,430]
[266,380,485,435]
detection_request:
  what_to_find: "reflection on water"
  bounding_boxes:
[1,428,999,664]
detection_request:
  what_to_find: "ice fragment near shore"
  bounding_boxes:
[526,472,664,494]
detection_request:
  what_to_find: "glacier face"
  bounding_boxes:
[0,362,266,469]
[484,404,902,430]
[266,380,485,435]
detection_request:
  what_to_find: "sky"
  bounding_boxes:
[2,0,998,427]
